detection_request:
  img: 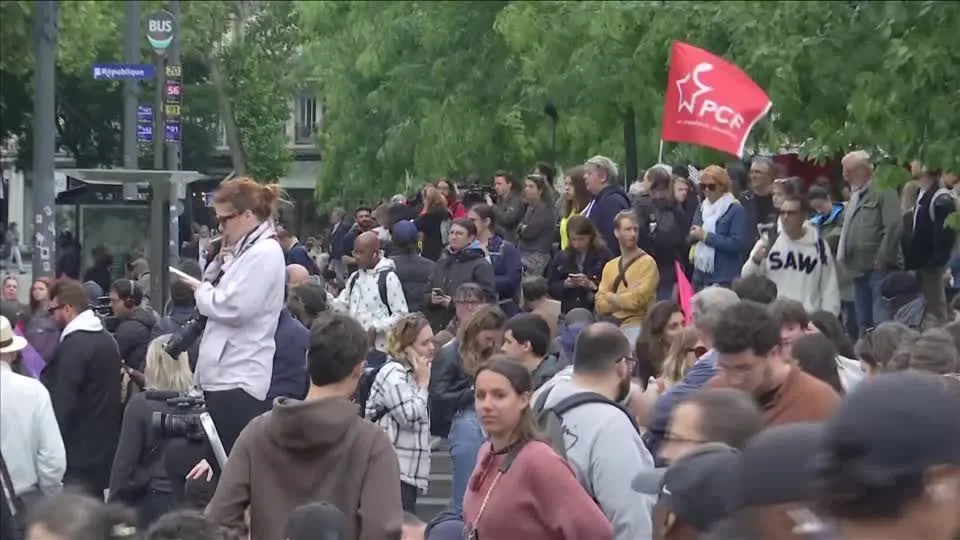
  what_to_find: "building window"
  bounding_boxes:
[295,92,319,145]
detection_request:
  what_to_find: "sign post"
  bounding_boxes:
[146,10,175,171]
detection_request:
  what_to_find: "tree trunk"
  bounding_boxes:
[209,53,247,176]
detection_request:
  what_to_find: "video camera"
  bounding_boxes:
[91,295,120,332]
[147,391,228,468]
[460,183,496,209]
[163,313,207,358]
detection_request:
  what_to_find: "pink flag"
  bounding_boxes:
[675,261,695,325]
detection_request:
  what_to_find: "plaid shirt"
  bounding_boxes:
[364,360,431,491]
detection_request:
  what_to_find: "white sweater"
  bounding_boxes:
[742,226,841,315]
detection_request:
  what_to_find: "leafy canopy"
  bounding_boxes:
[300,0,959,201]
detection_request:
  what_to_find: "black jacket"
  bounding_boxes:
[423,244,496,332]
[634,196,687,284]
[547,246,613,313]
[56,244,81,280]
[41,318,123,492]
[83,265,113,297]
[493,193,526,243]
[427,339,473,437]
[108,392,174,502]
[531,353,563,391]
[737,190,777,261]
[903,189,956,270]
[416,207,450,262]
[114,308,157,373]
[391,251,436,313]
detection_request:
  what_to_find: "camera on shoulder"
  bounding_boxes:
[147,390,229,468]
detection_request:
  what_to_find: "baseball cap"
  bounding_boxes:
[739,422,825,507]
[633,443,741,532]
[879,270,920,300]
[392,219,419,245]
[822,372,960,480]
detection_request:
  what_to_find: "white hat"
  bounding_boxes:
[0,316,28,354]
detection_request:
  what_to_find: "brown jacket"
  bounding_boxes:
[205,397,403,540]
[710,365,839,426]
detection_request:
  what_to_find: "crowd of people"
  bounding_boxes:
[1,152,959,540]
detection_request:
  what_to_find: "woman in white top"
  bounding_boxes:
[365,313,434,513]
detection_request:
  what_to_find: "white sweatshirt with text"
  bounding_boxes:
[742,226,841,315]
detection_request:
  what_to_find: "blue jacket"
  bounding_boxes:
[267,310,309,400]
[809,203,844,229]
[644,350,717,461]
[328,220,351,259]
[488,235,523,316]
[691,202,747,287]
[285,243,320,275]
[588,184,632,256]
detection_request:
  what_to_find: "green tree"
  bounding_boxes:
[182,0,301,182]
[302,0,959,199]
[1,0,302,179]
[301,0,546,204]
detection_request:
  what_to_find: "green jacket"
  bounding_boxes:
[838,184,902,277]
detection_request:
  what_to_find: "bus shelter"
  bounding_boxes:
[60,168,205,309]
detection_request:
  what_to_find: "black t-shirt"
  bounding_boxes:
[755,194,776,225]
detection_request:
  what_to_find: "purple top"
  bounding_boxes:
[17,332,47,378]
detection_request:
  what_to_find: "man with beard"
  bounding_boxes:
[532,322,656,540]
[41,279,122,498]
[634,166,687,300]
[341,206,377,275]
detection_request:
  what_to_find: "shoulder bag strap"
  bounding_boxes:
[0,451,25,517]
[611,254,643,291]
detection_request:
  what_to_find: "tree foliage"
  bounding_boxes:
[301,0,542,203]
[180,0,302,181]
[0,0,300,179]
[302,0,960,200]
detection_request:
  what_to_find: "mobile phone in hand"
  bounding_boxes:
[432,288,444,296]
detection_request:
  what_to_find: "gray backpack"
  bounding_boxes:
[533,387,638,462]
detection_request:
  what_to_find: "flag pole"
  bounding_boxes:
[658,139,665,164]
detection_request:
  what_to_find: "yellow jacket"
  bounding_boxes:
[594,251,659,327]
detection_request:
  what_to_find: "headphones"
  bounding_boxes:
[120,279,143,309]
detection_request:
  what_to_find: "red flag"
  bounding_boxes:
[661,42,772,157]
[675,261,694,325]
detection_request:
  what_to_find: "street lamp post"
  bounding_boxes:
[544,102,559,163]
[32,0,58,279]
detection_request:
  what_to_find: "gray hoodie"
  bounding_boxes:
[532,371,655,540]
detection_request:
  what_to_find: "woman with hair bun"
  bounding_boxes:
[187,177,288,456]
[364,313,435,513]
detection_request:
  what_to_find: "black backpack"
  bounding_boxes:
[346,270,396,316]
[533,386,639,463]
[354,363,392,422]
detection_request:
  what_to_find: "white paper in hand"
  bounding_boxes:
[169,266,202,288]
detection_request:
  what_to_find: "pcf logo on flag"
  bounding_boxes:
[661,42,772,157]
[675,62,746,131]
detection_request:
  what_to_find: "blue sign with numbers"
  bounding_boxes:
[164,122,181,143]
